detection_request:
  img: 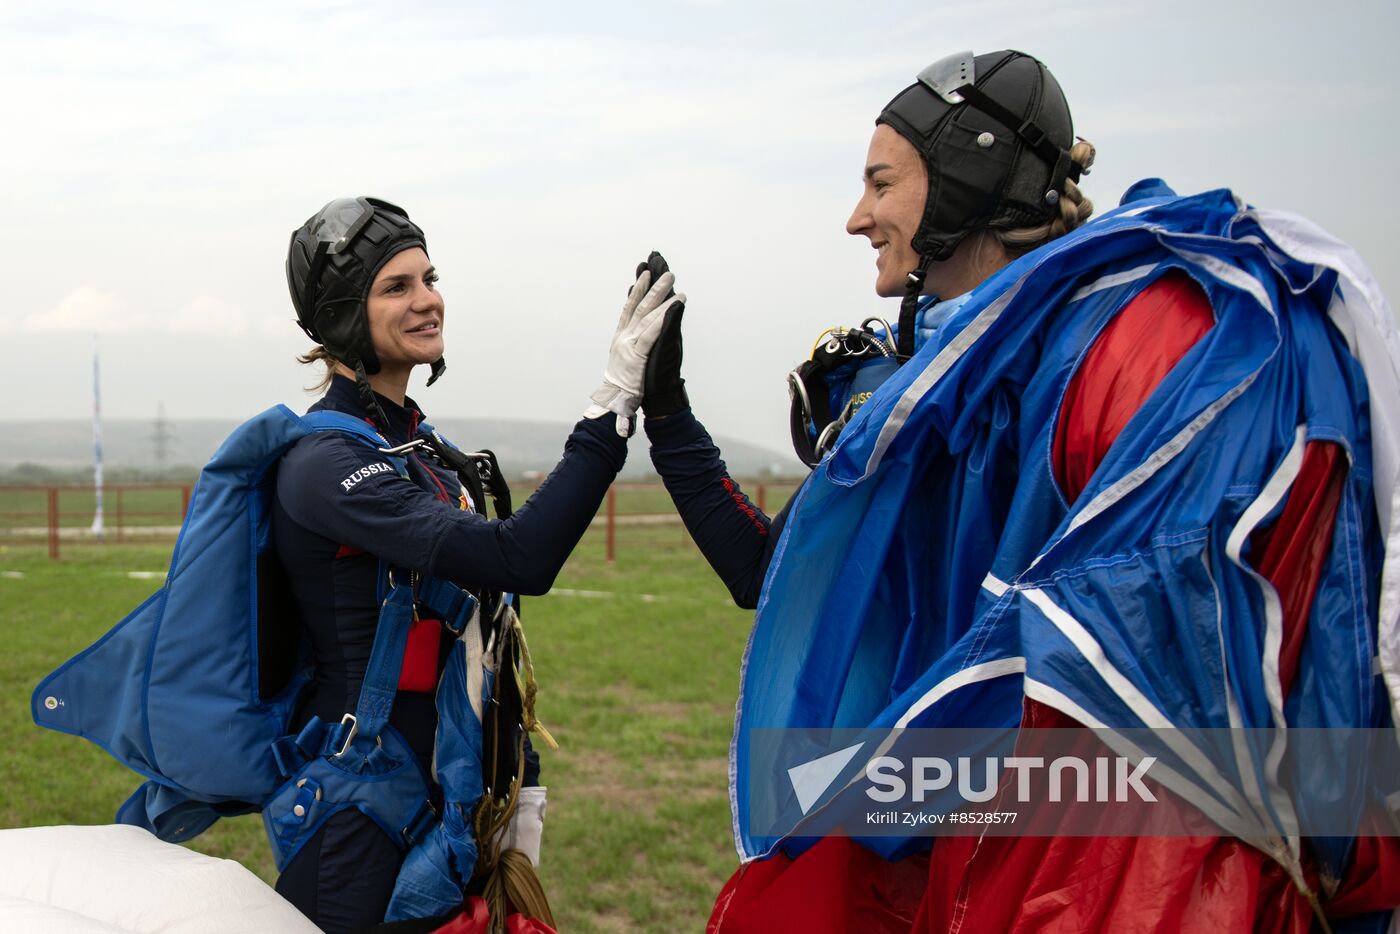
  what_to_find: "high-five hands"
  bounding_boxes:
[637,252,689,419]
[584,260,686,437]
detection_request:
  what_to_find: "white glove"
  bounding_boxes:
[584,269,686,436]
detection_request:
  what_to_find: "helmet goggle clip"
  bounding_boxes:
[297,197,382,337]
[916,51,976,104]
[309,197,377,256]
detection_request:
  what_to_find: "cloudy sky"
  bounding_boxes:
[3,0,1396,454]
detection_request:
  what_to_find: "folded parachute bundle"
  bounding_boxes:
[31,404,512,921]
[0,824,322,933]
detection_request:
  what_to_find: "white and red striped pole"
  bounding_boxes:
[90,337,104,541]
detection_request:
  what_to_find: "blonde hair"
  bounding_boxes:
[297,345,342,394]
[995,138,1098,257]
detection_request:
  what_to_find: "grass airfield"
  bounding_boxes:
[0,518,773,932]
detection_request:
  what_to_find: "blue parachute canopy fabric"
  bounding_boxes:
[731,181,1395,875]
[386,620,487,919]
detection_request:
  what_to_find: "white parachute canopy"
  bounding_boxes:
[0,825,318,933]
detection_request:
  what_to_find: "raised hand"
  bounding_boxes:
[583,263,686,437]
[637,251,689,419]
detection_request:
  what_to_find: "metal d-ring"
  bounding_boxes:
[295,778,324,801]
[860,317,897,357]
[814,420,842,460]
[787,369,817,437]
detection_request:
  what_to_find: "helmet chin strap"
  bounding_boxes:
[352,359,395,437]
[897,255,933,362]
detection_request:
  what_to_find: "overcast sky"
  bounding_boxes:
[3,0,1396,455]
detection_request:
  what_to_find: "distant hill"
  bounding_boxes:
[0,417,802,480]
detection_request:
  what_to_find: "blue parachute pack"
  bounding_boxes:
[32,404,495,920]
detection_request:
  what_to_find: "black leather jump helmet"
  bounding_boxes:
[878,51,1084,358]
[286,196,444,385]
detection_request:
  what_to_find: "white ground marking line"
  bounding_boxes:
[546,587,665,601]
[124,571,166,580]
[1,571,24,579]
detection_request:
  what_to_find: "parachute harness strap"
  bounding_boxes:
[789,317,901,468]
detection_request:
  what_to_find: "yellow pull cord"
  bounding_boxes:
[469,605,558,932]
[512,616,558,751]
[1301,884,1332,934]
[483,848,555,928]
[473,705,546,933]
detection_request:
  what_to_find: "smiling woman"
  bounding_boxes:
[262,196,684,932]
[357,248,445,391]
[633,49,1400,934]
[298,247,444,395]
[844,125,928,299]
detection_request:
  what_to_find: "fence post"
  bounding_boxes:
[757,483,767,514]
[606,486,617,563]
[181,485,192,518]
[47,487,59,560]
[116,487,125,544]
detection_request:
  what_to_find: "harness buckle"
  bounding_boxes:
[334,714,359,758]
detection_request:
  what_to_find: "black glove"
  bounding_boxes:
[637,251,689,418]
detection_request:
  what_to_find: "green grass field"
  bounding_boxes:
[0,503,789,932]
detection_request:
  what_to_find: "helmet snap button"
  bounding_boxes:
[976,131,995,149]
[1044,190,1061,206]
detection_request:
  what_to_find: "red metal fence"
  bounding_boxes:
[0,481,799,562]
[0,484,193,559]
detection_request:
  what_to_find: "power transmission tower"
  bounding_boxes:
[152,402,175,474]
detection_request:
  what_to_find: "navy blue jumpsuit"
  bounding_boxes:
[272,375,626,932]
[642,408,789,609]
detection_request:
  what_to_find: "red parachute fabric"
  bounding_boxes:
[708,271,1400,931]
[1051,269,1214,499]
[707,837,928,933]
[429,897,558,934]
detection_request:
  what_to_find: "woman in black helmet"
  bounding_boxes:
[639,50,1096,638]
[274,196,681,932]
[640,51,1399,933]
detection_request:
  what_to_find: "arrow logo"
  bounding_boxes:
[787,742,865,815]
